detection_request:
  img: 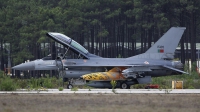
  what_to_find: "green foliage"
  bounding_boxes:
[42,77,55,88]
[149,63,200,89]
[58,87,64,91]
[29,77,40,88]
[0,0,200,88]
[16,77,58,89]
[0,71,4,78]
[0,0,199,63]
[31,77,59,89]
[0,76,17,91]
[17,79,29,89]
[131,84,146,89]
[71,86,78,91]
[151,72,200,89]
[110,80,117,89]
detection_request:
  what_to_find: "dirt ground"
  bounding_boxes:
[0,93,200,112]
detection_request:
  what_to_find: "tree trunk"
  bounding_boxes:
[180,11,185,64]
[148,28,152,50]
[91,28,94,54]
[0,39,4,71]
[190,12,196,64]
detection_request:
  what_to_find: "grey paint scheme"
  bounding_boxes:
[12,27,188,89]
[130,27,186,60]
[13,57,186,77]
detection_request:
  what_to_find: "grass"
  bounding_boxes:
[0,76,17,91]
[71,86,79,91]
[0,68,200,90]
[1,75,200,90]
[58,87,64,91]
[0,94,200,112]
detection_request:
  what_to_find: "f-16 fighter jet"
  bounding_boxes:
[12,27,188,89]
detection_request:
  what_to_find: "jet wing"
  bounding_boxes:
[122,66,152,73]
[125,64,189,74]
[163,65,189,74]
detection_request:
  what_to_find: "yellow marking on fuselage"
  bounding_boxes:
[82,67,127,81]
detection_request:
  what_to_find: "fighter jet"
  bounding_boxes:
[12,27,188,89]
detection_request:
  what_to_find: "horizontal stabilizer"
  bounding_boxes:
[163,65,189,74]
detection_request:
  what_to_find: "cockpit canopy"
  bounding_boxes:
[47,32,100,59]
[71,40,88,54]
[47,32,88,54]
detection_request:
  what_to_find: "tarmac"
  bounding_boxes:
[0,89,200,94]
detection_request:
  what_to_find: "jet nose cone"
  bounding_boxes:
[12,62,35,70]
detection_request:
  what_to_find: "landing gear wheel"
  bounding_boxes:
[120,82,130,89]
[67,84,73,89]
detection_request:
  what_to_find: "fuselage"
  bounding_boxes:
[63,58,181,78]
[12,57,183,79]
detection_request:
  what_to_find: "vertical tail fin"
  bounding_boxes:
[128,27,186,60]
